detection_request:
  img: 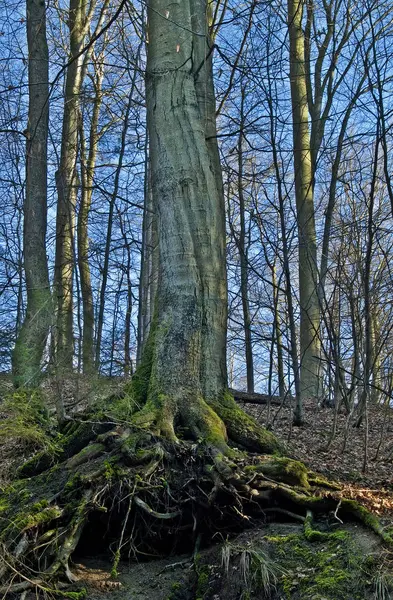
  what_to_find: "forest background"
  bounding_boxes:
[2,0,393,416]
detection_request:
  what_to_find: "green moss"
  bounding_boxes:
[103,459,123,481]
[308,473,341,490]
[131,311,159,407]
[58,591,87,600]
[193,552,211,600]
[1,499,62,540]
[64,473,83,492]
[18,419,112,479]
[266,528,367,599]
[341,499,393,545]
[246,457,310,488]
[66,442,105,468]
[304,512,330,541]
[264,534,299,544]
[37,586,87,599]
[106,393,139,421]
[303,521,349,543]
[17,447,61,478]
[195,565,210,600]
[166,581,188,600]
[111,548,121,578]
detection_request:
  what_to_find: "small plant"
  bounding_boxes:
[373,571,392,600]
[221,540,285,598]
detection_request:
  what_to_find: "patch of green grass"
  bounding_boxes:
[0,388,59,453]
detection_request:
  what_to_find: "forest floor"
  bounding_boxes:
[245,398,393,525]
[1,374,393,599]
[68,522,383,600]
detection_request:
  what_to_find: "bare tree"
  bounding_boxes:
[12,0,52,389]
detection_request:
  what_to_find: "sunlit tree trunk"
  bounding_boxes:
[54,0,86,372]
[78,54,104,373]
[265,60,301,417]
[131,0,278,456]
[12,0,52,389]
[288,0,321,410]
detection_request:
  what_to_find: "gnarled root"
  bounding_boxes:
[0,406,390,594]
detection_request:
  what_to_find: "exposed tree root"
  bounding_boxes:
[0,398,391,596]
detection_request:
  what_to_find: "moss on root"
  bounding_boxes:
[17,419,112,478]
[125,314,280,456]
[341,499,393,545]
[209,391,282,454]
[245,457,310,488]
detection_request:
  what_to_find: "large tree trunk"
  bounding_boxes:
[136,0,274,453]
[12,0,52,388]
[144,0,227,437]
[288,0,321,409]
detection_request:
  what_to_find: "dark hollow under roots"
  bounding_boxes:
[0,411,391,597]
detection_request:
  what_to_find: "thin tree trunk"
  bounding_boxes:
[272,263,286,398]
[95,69,139,368]
[117,207,134,377]
[54,0,86,373]
[319,76,367,293]
[77,55,104,373]
[12,0,52,389]
[288,0,321,404]
[237,85,254,393]
[266,65,301,422]
[137,154,158,364]
[370,314,381,404]
[124,246,133,377]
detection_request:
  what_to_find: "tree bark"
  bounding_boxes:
[142,0,227,440]
[137,155,158,365]
[131,0,279,457]
[54,0,88,373]
[288,0,321,407]
[12,0,52,388]
[266,62,301,419]
[147,0,226,398]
